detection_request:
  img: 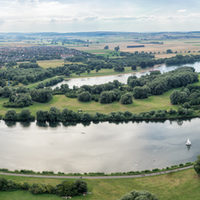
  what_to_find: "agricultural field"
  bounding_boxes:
[73,39,200,59]
[37,59,65,68]
[0,168,200,200]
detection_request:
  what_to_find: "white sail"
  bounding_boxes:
[186,138,191,146]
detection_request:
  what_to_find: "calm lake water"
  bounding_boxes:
[0,119,199,173]
[52,62,200,88]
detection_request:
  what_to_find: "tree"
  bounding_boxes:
[36,110,49,122]
[4,110,17,121]
[194,155,200,176]
[114,66,124,72]
[48,107,61,122]
[104,45,109,50]
[131,65,137,71]
[78,91,91,102]
[114,46,120,52]
[133,86,150,99]
[166,49,173,54]
[170,91,188,105]
[120,93,133,105]
[18,109,33,121]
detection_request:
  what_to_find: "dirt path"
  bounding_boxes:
[0,166,193,180]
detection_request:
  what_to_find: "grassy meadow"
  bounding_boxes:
[0,89,177,116]
[0,168,200,200]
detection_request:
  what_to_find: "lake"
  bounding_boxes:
[52,62,200,89]
[0,119,199,173]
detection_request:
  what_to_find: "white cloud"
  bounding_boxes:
[0,0,199,32]
[177,9,187,13]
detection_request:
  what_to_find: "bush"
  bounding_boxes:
[120,190,158,200]
[29,184,48,195]
[56,180,87,197]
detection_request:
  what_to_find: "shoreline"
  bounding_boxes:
[0,165,193,179]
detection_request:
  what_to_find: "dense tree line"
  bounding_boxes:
[165,54,200,65]
[34,107,194,124]
[0,178,87,197]
[128,67,198,99]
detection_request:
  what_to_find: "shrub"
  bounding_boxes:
[120,190,158,200]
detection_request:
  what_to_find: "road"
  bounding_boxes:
[0,166,193,180]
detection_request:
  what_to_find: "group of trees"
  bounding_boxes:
[0,178,87,197]
[170,85,200,107]
[4,110,34,121]
[127,67,198,99]
[30,89,52,103]
[0,87,53,108]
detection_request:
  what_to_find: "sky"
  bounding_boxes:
[0,0,200,32]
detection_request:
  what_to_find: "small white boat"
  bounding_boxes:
[186,138,191,146]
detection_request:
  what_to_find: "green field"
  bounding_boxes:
[0,89,177,116]
[37,59,65,68]
[0,168,200,200]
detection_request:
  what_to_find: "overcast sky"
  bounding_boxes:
[0,0,200,32]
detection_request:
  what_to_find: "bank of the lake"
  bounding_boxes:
[0,168,200,200]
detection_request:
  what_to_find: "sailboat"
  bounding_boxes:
[186,138,191,146]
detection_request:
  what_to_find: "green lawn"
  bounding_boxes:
[0,169,200,200]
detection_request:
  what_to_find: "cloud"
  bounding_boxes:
[177,9,187,13]
[0,0,199,32]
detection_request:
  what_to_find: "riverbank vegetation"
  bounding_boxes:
[0,178,87,198]
[0,162,193,177]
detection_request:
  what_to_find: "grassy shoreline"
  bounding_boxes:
[0,168,199,200]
